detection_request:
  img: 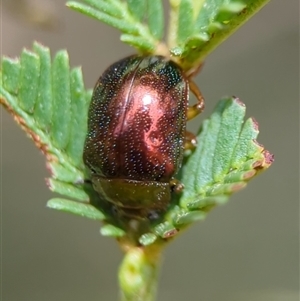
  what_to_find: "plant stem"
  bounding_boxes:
[194,0,271,63]
[118,245,163,301]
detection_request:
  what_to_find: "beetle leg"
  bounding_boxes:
[187,80,205,120]
[170,178,184,193]
[186,62,204,78]
[184,131,197,150]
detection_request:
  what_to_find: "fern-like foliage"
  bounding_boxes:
[1,42,104,221]
[169,0,271,70]
[1,0,273,246]
[67,0,270,70]
[0,44,273,245]
[139,98,273,246]
[67,0,164,52]
[1,3,274,300]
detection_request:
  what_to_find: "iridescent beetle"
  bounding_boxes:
[83,55,204,218]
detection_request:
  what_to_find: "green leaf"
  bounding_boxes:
[67,0,269,71]
[67,0,161,54]
[100,224,125,237]
[51,50,72,150]
[139,233,157,246]
[19,50,40,113]
[127,0,147,21]
[169,0,270,70]
[67,2,138,34]
[120,34,156,53]
[138,97,273,245]
[47,198,105,220]
[67,68,90,166]
[32,43,53,130]
[194,0,225,31]
[1,44,273,246]
[2,57,20,93]
[47,179,90,202]
[147,0,164,40]
[0,42,102,215]
[76,0,124,18]
[154,221,178,239]
[177,0,194,44]
[180,98,273,207]
[173,210,207,225]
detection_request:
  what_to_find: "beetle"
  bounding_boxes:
[83,55,204,219]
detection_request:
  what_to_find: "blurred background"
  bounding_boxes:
[1,0,299,300]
